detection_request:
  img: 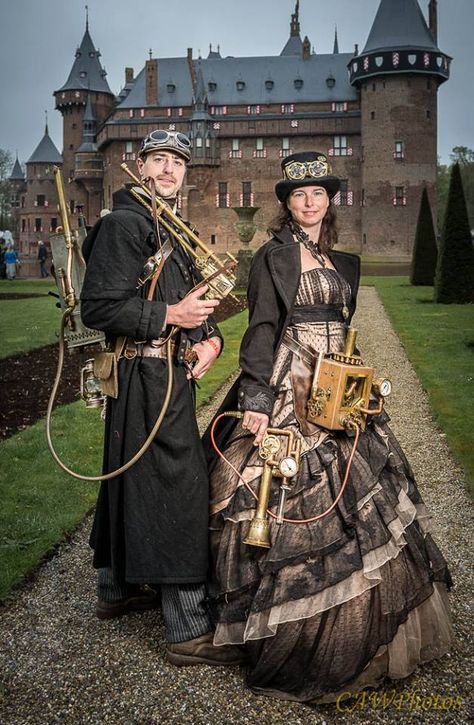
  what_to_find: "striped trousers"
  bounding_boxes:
[98,568,213,643]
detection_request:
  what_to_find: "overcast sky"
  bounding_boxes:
[0,0,471,167]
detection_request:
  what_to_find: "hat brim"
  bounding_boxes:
[275,176,340,203]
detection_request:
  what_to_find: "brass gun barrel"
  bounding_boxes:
[121,162,238,271]
[53,166,77,312]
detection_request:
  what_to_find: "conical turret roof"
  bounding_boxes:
[363,0,439,53]
[27,125,62,164]
[9,156,24,180]
[56,22,112,94]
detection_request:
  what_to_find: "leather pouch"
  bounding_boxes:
[93,351,118,399]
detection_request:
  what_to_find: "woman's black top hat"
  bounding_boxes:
[275,151,340,202]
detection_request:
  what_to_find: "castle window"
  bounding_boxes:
[211,234,216,245]
[69,200,75,215]
[265,79,274,91]
[140,109,145,117]
[330,135,351,157]
[393,141,404,160]
[253,138,266,159]
[21,219,26,232]
[371,111,375,120]
[167,108,172,117]
[279,137,292,157]
[50,218,58,232]
[294,78,303,90]
[35,218,42,232]
[208,82,217,92]
[178,108,183,116]
[281,104,294,113]
[167,83,176,93]
[393,186,407,206]
[241,181,253,207]
[361,188,366,207]
[247,105,260,115]
[21,196,25,209]
[333,180,353,206]
[211,106,227,115]
[216,182,230,208]
[80,71,87,79]
[229,139,242,159]
[332,102,347,112]
[426,110,431,119]
[129,109,134,118]
[123,142,135,161]
[35,195,45,207]
[236,80,246,91]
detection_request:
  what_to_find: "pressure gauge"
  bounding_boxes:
[374,378,392,397]
[279,456,298,478]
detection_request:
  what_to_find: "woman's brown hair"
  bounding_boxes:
[267,199,338,254]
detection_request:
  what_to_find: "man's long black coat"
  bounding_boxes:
[81,188,220,585]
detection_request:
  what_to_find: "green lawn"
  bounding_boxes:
[362,276,474,494]
[0,280,60,358]
[0,310,247,601]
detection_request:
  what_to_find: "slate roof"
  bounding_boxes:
[362,0,440,53]
[57,25,113,94]
[116,52,357,110]
[27,126,62,164]
[9,157,24,180]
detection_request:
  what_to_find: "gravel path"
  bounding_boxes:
[0,287,472,725]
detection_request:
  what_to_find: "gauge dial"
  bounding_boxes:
[279,456,298,478]
[374,378,392,397]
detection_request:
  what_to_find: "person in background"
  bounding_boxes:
[37,241,49,278]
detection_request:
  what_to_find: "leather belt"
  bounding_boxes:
[134,339,176,359]
[289,303,347,325]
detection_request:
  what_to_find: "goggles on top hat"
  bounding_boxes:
[139,130,192,161]
[283,156,331,181]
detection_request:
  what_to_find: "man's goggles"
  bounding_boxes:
[139,130,192,161]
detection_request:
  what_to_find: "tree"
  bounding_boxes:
[437,157,450,231]
[434,163,474,303]
[0,148,13,230]
[410,187,437,285]
[450,146,474,228]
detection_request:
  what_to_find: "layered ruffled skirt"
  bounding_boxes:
[209,315,452,702]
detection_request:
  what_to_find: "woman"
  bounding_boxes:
[205,152,453,702]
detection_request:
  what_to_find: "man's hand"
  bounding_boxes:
[242,411,269,445]
[188,336,221,380]
[166,285,219,329]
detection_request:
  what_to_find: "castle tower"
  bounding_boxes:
[280,1,303,56]
[74,93,104,221]
[8,156,26,243]
[54,13,114,220]
[23,124,63,260]
[349,0,450,254]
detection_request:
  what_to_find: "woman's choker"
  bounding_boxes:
[289,221,326,268]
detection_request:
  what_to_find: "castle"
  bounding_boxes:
[9,0,450,269]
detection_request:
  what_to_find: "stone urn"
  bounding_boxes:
[232,206,260,287]
[232,206,260,247]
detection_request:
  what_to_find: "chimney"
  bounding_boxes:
[302,35,311,61]
[354,43,359,56]
[187,47,197,92]
[429,0,438,44]
[145,59,158,105]
[125,67,134,84]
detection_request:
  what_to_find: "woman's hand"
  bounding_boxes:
[242,410,269,445]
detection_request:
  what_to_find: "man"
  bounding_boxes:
[37,241,49,278]
[81,130,242,666]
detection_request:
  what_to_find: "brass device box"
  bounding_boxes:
[306,327,374,431]
[307,356,373,431]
